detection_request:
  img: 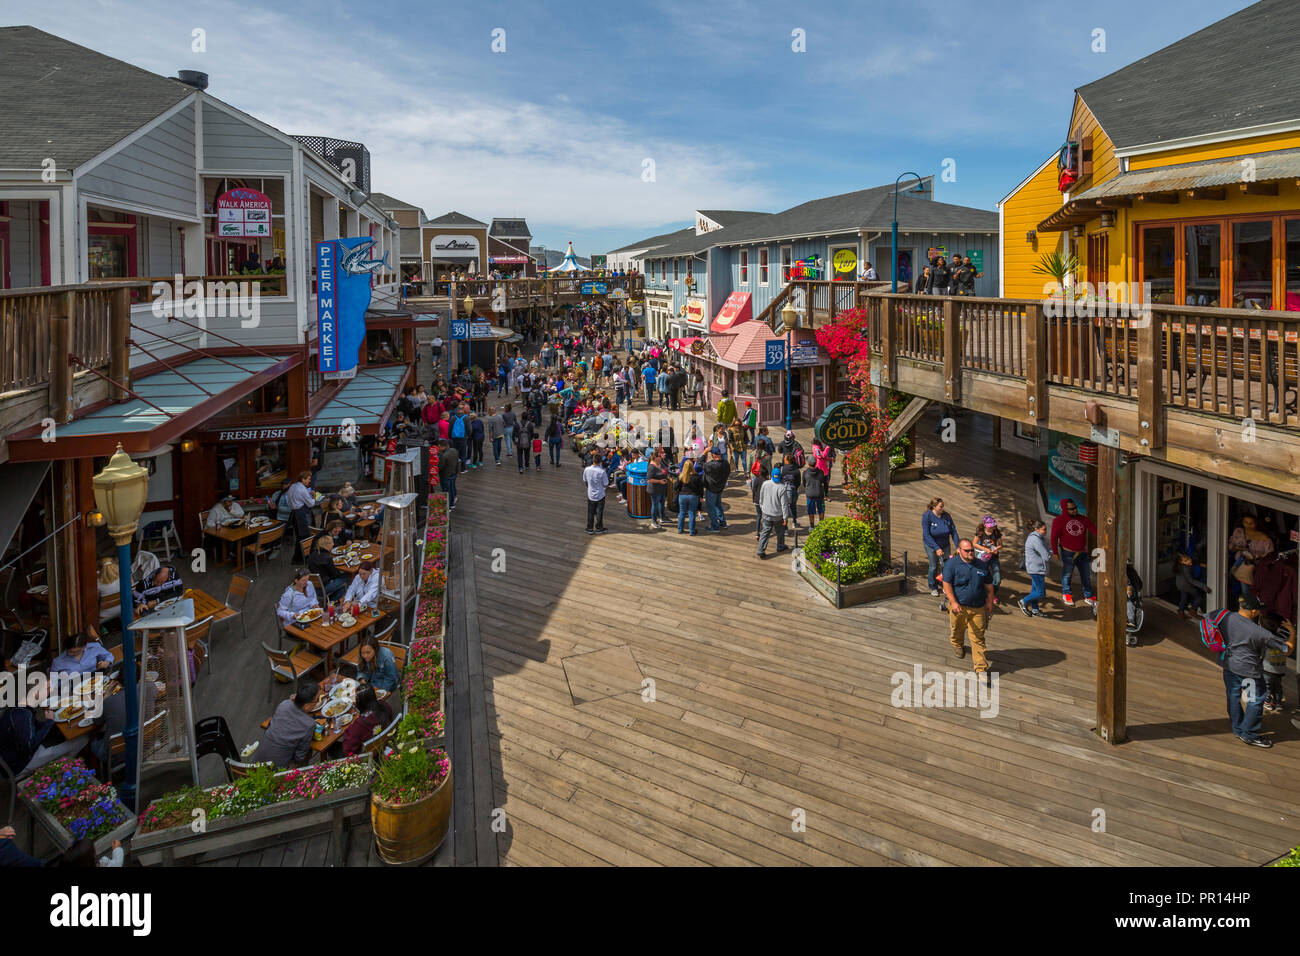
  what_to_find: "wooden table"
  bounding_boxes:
[260,683,394,757]
[206,520,283,569]
[51,678,122,741]
[182,587,236,624]
[346,505,381,532]
[331,545,386,575]
[283,608,386,671]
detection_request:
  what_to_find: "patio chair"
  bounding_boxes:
[224,758,269,779]
[340,637,407,678]
[138,519,181,562]
[0,751,37,829]
[308,573,329,604]
[194,715,239,779]
[223,574,252,641]
[261,641,324,701]
[360,711,403,757]
[242,525,285,579]
[184,617,214,677]
[108,710,168,773]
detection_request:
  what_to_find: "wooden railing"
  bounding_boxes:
[0,280,148,402]
[865,291,1300,437]
[423,276,644,300]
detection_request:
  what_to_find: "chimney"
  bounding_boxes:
[176,70,209,91]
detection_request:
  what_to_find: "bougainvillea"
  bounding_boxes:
[814,307,893,531]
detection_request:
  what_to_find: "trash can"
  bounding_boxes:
[626,460,650,518]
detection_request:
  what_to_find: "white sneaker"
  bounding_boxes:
[929,589,940,597]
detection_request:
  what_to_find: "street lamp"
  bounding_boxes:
[892,172,925,293]
[781,301,799,431]
[460,293,475,375]
[92,444,149,810]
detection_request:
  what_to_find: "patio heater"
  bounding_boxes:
[892,172,925,293]
[781,301,799,431]
[377,492,420,641]
[92,446,148,810]
[128,599,200,792]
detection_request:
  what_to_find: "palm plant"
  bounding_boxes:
[1031,250,1080,287]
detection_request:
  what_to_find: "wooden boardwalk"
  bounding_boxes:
[440,407,1300,866]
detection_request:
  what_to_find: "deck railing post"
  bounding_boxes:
[1024,301,1048,429]
[49,291,74,424]
[110,287,131,402]
[880,296,896,387]
[942,297,960,402]
[1135,310,1166,450]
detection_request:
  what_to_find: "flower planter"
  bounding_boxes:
[370,765,453,866]
[19,794,136,858]
[798,562,907,609]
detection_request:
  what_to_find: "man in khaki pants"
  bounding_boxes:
[941,538,994,679]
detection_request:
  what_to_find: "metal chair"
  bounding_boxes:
[360,711,402,757]
[184,617,214,676]
[138,519,181,561]
[242,525,285,579]
[223,574,252,641]
[224,757,268,779]
[194,716,239,780]
[261,641,324,701]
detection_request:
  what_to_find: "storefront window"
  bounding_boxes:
[1285,219,1300,311]
[1141,226,1176,304]
[1184,224,1221,306]
[1232,220,1273,310]
[738,371,756,394]
[761,370,779,396]
[215,446,241,496]
[711,365,723,386]
[203,176,289,282]
[253,442,288,492]
[88,232,130,279]
[814,368,825,393]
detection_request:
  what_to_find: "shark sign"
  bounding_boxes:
[317,237,388,380]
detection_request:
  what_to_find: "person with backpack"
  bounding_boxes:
[741,401,758,444]
[449,407,469,472]
[545,416,565,467]
[754,424,776,458]
[701,449,730,532]
[1205,595,1295,748]
[777,430,804,467]
[779,452,802,529]
[802,459,826,528]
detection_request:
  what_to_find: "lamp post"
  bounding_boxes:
[461,293,475,376]
[92,444,149,810]
[892,172,925,293]
[781,301,799,431]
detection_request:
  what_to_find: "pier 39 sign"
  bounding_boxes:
[814,401,874,451]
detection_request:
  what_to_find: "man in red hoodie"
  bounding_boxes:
[1051,497,1097,608]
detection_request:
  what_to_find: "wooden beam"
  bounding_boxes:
[49,292,74,425]
[1023,302,1048,428]
[1093,197,1133,208]
[874,384,892,565]
[1188,187,1226,201]
[1095,440,1129,744]
[942,298,960,402]
[885,397,930,445]
[110,287,131,402]
[1137,192,1179,204]
[1240,181,1279,196]
[880,297,896,386]
[1134,316,1166,450]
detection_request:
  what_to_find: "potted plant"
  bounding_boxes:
[19,756,135,855]
[797,516,905,607]
[370,731,452,866]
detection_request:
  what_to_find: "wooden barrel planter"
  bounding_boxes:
[371,766,453,866]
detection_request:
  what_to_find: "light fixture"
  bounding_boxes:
[1099,212,1116,228]
[781,302,799,333]
[1071,225,1085,238]
[85,510,105,528]
[1025,230,1037,243]
[180,439,196,453]
[348,188,368,207]
[92,444,149,546]
[462,293,475,317]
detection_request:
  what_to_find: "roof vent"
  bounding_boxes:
[176,70,209,91]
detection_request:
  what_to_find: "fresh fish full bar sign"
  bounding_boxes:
[316,236,387,381]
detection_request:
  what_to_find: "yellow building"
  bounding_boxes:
[1000,0,1300,311]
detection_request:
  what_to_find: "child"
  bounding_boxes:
[1175,552,1210,619]
[974,515,1004,605]
[531,431,544,472]
[1262,611,1289,714]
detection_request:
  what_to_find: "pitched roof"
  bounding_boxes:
[607,225,696,255]
[489,218,531,238]
[0,26,193,170]
[369,192,425,215]
[426,211,488,227]
[710,321,785,369]
[697,210,767,228]
[1076,0,1300,152]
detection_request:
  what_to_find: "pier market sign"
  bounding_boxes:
[814,401,873,451]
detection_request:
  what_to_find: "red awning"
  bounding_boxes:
[710,292,752,334]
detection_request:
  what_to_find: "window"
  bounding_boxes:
[711,364,723,385]
[660,259,666,282]
[781,245,792,282]
[1140,226,1176,304]
[1286,219,1300,311]
[759,249,769,285]
[674,259,680,282]
[740,250,749,284]
[1233,220,1273,309]
[203,176,288,288]
[761,370,779,396]
[1086,233,1109,294]
[1184,224,1221,306]
[738,371,756,394]
[813,368,825,393]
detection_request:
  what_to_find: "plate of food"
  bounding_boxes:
[295,608,323,624]
[375,688,389,700]
[360,553,375,561]
[77,716,95,729]
[145,670,159,682]
[54,703,85,722]
[155,597,180,610]
[335,713,355,729]
[332,545,348,555]
[336,614,356,627]
[329,678,357,700]
[321,698,351,719]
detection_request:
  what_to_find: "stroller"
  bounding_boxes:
[1092,562,1144,642]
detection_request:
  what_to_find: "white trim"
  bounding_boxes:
[193,99,204,224]
[1116,118,1300,159]
[997,152,1058,207]
[758,246,769,287]
[293,146,308,341]
[998,202,1005,298]
[78,190,201,224]
[74,95,198,177]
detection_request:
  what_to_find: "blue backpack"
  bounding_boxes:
[451,416,466,439]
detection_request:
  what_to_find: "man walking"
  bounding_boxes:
[756,467,790,559]
[701,449,730,532]
[1215,595,1295,748]
[582,452,609,535]
[942,538,994,677]
[437,439,459,511]
[643,363,658,406]
[1050,497,1097,607]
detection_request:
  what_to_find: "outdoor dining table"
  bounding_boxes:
[206,518,283,569]
[48,675,122,742]
[181,587,236,625]
[283,607,385,671]
[259,681,394,757]
[331,543,391,575]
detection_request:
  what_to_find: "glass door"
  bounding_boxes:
[1139,225,1176,304]
[1232,220,1274,309]
[1183,223,1222,306]
[1153,479,1208,604]
[1285,218,1300,311]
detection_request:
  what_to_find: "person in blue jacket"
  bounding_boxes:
[921,497,959,597]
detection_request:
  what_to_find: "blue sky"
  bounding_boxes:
[4,0,1254,255]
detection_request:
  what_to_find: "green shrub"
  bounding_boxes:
[1272,847,1300,866]
[803,516,884,585]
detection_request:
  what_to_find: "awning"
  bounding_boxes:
[308,364,409,438]
[0,461,50,558]
[6,353,299,462]
[1038,147,1300,232]
[668,337,700,352]
[710,291,752,334]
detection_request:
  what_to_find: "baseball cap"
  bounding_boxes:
[771,468,781,480]
[1239,595,1262,611]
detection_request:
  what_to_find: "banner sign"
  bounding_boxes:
[814,401,873,451]
[216,187,273,238]
[790,256,822,280]
[317,236,387,381]
[832,249,858,275]
[489,255,529,264]
[710,291,752,333]
[581,282,608,295]
[765,340,787,371]
[927,245,948,262]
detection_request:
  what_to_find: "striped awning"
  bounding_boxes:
[1037,148,1300,232]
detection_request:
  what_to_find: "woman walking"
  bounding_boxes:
[502,403,517,458]
[921,498,958,597]
[677,458,703,535]
[546,416,564,467]
[1018,519,1052,617]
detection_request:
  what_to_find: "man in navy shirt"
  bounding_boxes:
[942,538,993,676]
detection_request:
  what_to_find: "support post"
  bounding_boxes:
[1095,440,1129,743]
[880,296,897,387]
[874,383,893,565]
[1135,313,1166,450]
[1024,302,1048,429]
[942,297,960,402]
[49,291,74,424]
[110,287,131,402]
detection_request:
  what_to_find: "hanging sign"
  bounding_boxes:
[814,401,873,451]
[832,249,858,274]
[317,236,386,381]
[764,341,787,371]
[216,187,273,238]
